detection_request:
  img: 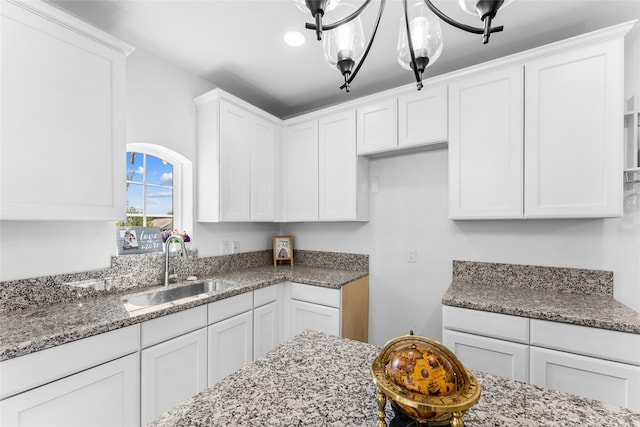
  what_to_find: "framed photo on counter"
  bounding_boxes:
[273,235,293,266]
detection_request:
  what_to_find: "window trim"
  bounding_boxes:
[126,142,193,235]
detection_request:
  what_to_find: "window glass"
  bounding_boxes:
[119,152,174,230]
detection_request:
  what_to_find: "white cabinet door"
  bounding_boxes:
[398,85,447,148]
[253,301,281,359]
[283,120,319,221]
[251,116,278,221]
[219,100,252,221]
[356,99,398,155]
[1,0,131,220]
[319,110,369,221]
[443,329,529,382]
[524,39,623,218]
[448,66,524,219]
[141,328,207,425]
[208,310,253,385]
[289,299,340,339]
[530,346,640,411]
[0,353,139,427]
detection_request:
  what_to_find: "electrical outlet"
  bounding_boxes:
[407,249,417,263]
[221,241,229,255]
[232,241,240,254]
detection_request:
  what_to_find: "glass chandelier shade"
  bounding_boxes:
[322,3,366,72]
[397,2,443,73]
[458,0,514,17]
[293,0,341,15]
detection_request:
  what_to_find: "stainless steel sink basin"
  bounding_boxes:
[123,280,233,308]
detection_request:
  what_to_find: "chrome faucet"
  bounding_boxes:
[164,235,187,286]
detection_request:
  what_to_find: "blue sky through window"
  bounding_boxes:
[126,152,173,225]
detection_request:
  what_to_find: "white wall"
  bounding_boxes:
[0,47,276,281]
[283,150,640,347]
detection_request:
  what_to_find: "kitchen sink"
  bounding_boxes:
[123,280,234,308]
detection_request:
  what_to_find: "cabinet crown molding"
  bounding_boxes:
[6,0,135,56]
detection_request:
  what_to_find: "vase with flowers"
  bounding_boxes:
[161,229,191,251]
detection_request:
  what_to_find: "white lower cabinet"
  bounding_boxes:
[442,329,529,382]
[207,293,254,386]
[443,306,640,411]
[530,346,640,411]
[0,353,139,427]
[253,284,283,359]
[289,299,340,338]
[141,328,207,425]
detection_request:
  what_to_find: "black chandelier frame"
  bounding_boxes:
[302,0,507,91]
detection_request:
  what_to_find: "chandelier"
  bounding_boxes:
[294,0,513,91]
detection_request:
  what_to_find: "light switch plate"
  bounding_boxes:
[221,241,229,255]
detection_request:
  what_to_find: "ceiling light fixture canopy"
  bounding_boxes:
[296,0,513,92]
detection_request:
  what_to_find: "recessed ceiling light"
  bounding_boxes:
[284,31,305,47]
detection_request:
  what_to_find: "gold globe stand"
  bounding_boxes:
[370,334,481,427]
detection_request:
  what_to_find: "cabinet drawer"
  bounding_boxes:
[0,325,139,400]
[530,346,640,411]
[208,292,253,324]
[141,305,207,348]
[443,329,529,382]
[290,282,340,308]
[254,284,279,307]
[530,319,640,366]
[442,306,529,344]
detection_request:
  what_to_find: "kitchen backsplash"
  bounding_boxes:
[453,260,613,297]
[0,249,368,314]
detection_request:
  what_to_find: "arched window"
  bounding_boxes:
[118,143,193,234]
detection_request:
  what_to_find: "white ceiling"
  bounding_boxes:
[50,0,640,119]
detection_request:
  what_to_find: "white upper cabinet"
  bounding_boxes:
[449,22,632,220]
[448,66,524,219]
[398,84,448,149]
[195,89,281,222]
[318,111,369,221]
[251,116,281,221]
[283,120,319,221]
[356,99,398,155]
[1,0,133,220]
[219,100,252,221]
[524,38,624,218]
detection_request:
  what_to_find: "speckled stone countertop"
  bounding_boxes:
[443,261,640,334]
[0,265,367,361]
[148,330,640,426]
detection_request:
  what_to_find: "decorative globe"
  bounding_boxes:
[370,334,481,427]
[386,344,458,421]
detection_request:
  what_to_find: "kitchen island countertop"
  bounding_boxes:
[148,330,640,426]
[0,265,367,361]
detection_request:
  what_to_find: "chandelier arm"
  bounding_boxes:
[305,0,372,32]
[423,0,503,35]
[339,0,386,90]
[403,0,423,89]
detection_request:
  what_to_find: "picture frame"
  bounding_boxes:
[115,227,163,255]
[273,235,293,266]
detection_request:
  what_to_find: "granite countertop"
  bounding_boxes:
[0,265,367,361]
[148,330,640,426]
[444,260,640,334]
[443,280,640,334]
